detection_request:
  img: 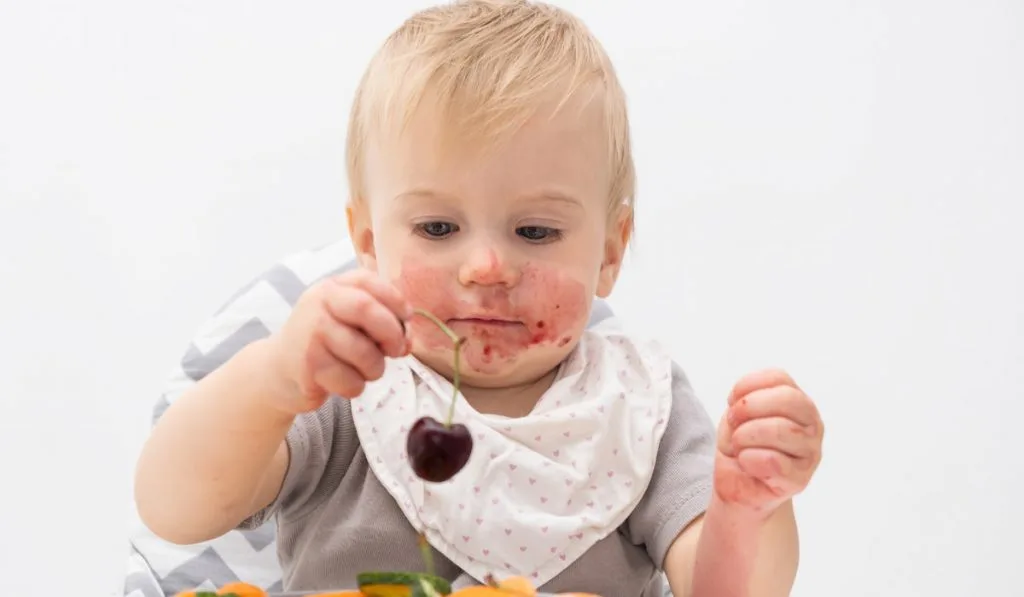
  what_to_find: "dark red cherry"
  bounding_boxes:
[406,416,473,483]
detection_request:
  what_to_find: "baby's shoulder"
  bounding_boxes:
[586,317,700,378]
[575,318,688,392]
[577,317,672,359]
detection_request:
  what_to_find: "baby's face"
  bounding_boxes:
[351,95,628,389]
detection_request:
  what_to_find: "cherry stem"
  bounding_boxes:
[411,308,465,428]
[417,532,435,576]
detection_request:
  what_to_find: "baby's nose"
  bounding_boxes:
[459,246,519,287]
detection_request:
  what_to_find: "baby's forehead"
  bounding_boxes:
[363,102,612,204]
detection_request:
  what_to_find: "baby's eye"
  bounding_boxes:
[516,226,561,242]
[416,221,458,238]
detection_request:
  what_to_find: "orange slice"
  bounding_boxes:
[217,581,267,597]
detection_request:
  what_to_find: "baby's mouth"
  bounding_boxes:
[448,317,523,329]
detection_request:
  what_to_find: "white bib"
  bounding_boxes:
[351,319,674,586]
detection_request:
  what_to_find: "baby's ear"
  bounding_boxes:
[596,203,632,298]
[346,201,378,272]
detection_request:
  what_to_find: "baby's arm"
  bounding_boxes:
[664,499,799,597]
[134,339,294,545]
[663,369,823,597]
[134,268,410,545]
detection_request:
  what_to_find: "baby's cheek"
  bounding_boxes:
[512,264,590,348]
[393,260,455,315]
[393,260,457,351]
[466,268,589,373]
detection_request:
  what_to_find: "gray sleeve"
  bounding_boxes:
[625,361,717,568]
[239,396,361,529]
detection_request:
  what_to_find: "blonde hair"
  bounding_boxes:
[345,0,635,224]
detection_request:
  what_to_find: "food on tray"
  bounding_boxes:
[171,574,601,596]
[357,570,451,596]
[170,582,358,597]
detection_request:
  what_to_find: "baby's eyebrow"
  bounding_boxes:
[393,188,585,210]
[392,188,454,203]
[518,190,584,209]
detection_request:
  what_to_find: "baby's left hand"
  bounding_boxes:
[714,369,824,518]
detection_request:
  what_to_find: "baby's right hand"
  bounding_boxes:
[262,268,412,415]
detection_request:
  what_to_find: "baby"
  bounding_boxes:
[134,1,825,596]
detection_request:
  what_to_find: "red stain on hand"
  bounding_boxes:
[714,453,774,515]
[395,257,587,372]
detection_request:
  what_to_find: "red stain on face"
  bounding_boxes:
[396,257,589,373]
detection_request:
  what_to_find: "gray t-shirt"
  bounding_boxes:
[241,361,715,596]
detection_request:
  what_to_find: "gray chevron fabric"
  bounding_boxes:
[122,239,615,596]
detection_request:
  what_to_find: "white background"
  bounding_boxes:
[1,0,1021,595]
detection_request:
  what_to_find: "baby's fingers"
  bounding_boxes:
[331,269,412,322]
[735,449,807,496]
[319,323,387,382]
[728,385,820,430]
[728,368,797,405]
[309,341,367,400]
[731,416,816,459]
[324,285,408,358]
